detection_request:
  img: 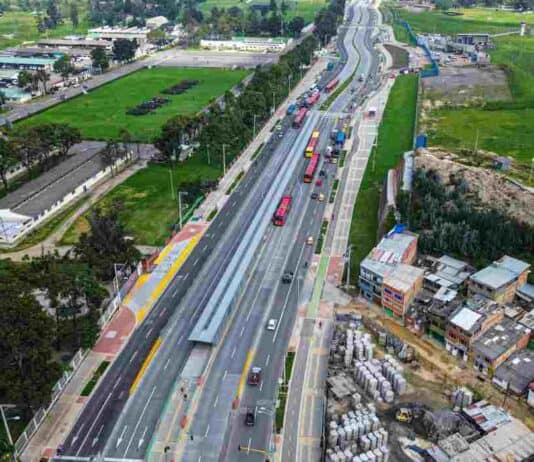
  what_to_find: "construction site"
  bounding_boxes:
[323,310,534,462]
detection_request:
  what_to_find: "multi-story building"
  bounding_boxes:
[471,317,531,376]
[445,296,504,361]
[381,264,424,320]
[359,227,418,303]
[423,255,474,293]
[493,349,534,395]
[469,256,530,304]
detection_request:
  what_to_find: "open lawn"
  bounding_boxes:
[390,6,534,163]
[62,158,221,246]
[0,11,88,49]
[20,67,249,142]
[392,6,534,35]
[348,75,418,280]
[199,0,327,23]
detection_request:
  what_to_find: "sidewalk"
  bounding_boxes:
[21,224,205,462]
[195,56,329,220]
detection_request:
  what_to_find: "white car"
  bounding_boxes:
[267,319,277,330]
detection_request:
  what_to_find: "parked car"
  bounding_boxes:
[267,319,277,330]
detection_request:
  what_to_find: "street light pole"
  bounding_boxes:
[253,114,257,140]
[345,245,352,289]
[272,91,276,114]
[222,144,227,176]
[0,404,17,461]
[178,191,187,230]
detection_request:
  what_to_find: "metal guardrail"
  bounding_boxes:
[400,20,439,78]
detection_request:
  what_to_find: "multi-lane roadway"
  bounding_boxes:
[57,0,383,460]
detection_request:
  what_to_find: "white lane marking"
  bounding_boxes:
[260,381,264,392]
[213,394,219,408]
[231,346,237,359]
[113,377,121,390]
[145,327,153,339]
[240,326,245,336]
[172,289,178,298]
[223,370,228,380]
[204,424,210,438]
[75,391,114,456]
[129,351,138,363]
[72,423,85,445]
[184,273,189,281]
[193,258,199,267]
[266,354,270,366]
[116,425,128,448]
[247,437,252,453]
[202,244,208,252]
[91,425,104,447]
[123,385,157,456]
[138,426,148,449]
[246,307,252,321]
[164,358,171,370]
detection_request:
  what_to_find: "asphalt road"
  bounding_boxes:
[179,114,335,462]
[58,102,301,459]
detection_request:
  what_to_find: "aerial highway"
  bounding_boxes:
[56,0,383,459]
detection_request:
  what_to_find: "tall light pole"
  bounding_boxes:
[345,245,352,289]
[178,191,188,230]
[222,144,227,176]
[287,75,292,96]
[0,404,18,461]
[253,114,258,140]
[272,91,276,114]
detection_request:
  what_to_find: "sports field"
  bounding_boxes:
[0,11,88,49]
[199,0,327,23]
[20,67,249,142]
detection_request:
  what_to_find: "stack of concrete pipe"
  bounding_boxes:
[352,356,406,402]
[326,404,390,462]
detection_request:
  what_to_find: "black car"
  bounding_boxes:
[311,192,319,200]
[282,271,294,283]
[245,407,256,426]
[319,170,326,177]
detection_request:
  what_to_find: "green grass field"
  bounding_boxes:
[20,67,249,142]
[390,6,534,163]
[0,11,88,49]
[349,74,418,280]
[199,0,327,23]
[393,7,534,35]
[62,159,221,246]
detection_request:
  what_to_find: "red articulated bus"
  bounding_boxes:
[325,78,339,92]
[292,107,308,128]
[304,153,320,183]
[273,195,292,226]
[307,91,320,107]
[305,130,320,158]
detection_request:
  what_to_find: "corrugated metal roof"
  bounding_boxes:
[450,307,482,331]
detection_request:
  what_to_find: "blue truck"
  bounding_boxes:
[286,104,297,115]
[327,62,335,71]
[336,131,346,146]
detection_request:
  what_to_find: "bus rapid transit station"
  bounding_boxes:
[272,195,292,226]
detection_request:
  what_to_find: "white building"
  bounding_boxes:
[146,16,169,30]
[200,36,288,53]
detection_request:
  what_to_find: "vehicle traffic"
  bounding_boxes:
[305,131,320,158]
[303,153,320,183]
[248,367,262,386]
[272,195,292,226]
[325,78,339,92]
[292,107,308,128]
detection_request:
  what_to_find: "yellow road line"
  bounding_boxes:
[135,235,200,324]
[236,349,255,401]
[130,337,162,395]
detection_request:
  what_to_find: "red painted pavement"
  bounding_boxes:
[93,307,136,355]
[328,255,344,286]
[172,222,208,244]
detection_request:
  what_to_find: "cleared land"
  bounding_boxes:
[62,158,221,246]
[20,67,249,142]
[0,11,88,49]
[199,0,327,23]
[348,74,418,279]
[391,6,534,163]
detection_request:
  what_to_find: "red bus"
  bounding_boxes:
[305,91,320,108]
[292,107,308,128]
[325,78,339,92]
[304,154,319,183]
[273,195,292,226]
[305,130,320,157]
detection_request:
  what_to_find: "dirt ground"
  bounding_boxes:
[415,148,534,226]
[350,302,534,431]
[384,44,409,68]
[422,63,511,105]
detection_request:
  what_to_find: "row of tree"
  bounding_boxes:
[399,168,534,272]
[0,202,140,418]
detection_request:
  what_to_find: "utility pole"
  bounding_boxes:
[0,404,18,462]
[253,114,257,140]
[345,245,352,288]
[169,148,176,200]
[473,128,480,158]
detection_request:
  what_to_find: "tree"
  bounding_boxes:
[69,2,79,28]
[314,8,338,44]
[434,0,453,10]
[90,47,109,72]
[53,124,81,159]
[0,138,15,192]
[74,206,140,281]
[99,140,121,176]
[147,28,166,44]
[288,16,305,37]
[0,278,62,413]
[17,70,32,88]
[45,0,61,28]
[53,54,74,79]
[112,38,138,62]
[34,69,50,94]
